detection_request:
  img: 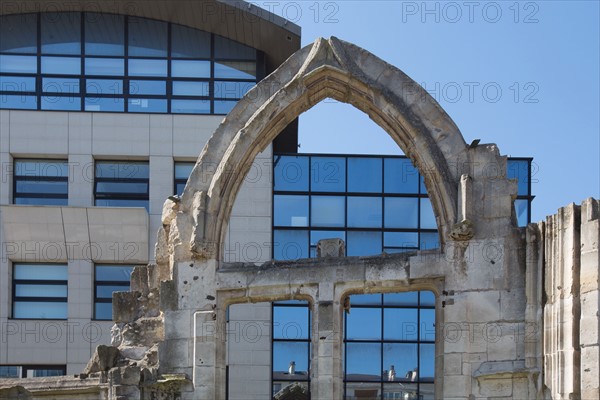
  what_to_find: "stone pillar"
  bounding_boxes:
[311,282,343,400]
[543,204,581,399]
[579,198,599,399]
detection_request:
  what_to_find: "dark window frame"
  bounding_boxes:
[12,158,68,205]
[93,160,149,209]
[12,263,68,320]
[93,264,133,321]
[0,12,263,115]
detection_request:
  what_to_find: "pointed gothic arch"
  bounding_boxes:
[180,37,469,260]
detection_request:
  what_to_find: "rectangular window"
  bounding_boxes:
[344,292,435,399]
[272,300,310,398]
[174,162,194,195]
[13,263,68,319]
[0,365,66,378]
[94,161,149,209]
[94,265,133,320]
[13,159,68,206]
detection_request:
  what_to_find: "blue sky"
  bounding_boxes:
[261,1,600,222]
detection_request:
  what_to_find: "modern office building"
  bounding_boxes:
[0,2,537,399]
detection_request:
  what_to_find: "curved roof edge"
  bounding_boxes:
[0,0,301,67]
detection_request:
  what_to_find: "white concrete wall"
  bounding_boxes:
[0,110,275,377]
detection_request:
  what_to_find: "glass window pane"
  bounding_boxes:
[273,306,309,339]
[171,24,211,58]
[0,55,37,73]
[274,195,308,227]
[311,196,345,228]
[0,366,19,378]
[41,96,81,111]
[419,344,435,380]
[1,76,36,92]
[348,158,382,193]
[15,264,68,280]
[346,308,381,340]
[384,232,418,249]
[385,158,419,194]
[273,230,308,261]
[96,284,130,298]
[29,368,65,378]
[95,199,148,208]
[171,60,210,78]
[175,163,195,179]
[214,61,256,79]
[129,80,167,96]
[95,302,113,320]
[15,197,67,206]
[384,292,418,306]
[385,197,418,229]
[311,157,345,192]
[96,265,134,281]
[419,383,435,399]
[274,156,309,192]
[128,98,167,113]
[96,181,148,194]
[172,81,209,96]
[214,35,256,60]
[345,343,381,381]
[171,99,210,114]
[419,232,439,250]
[214,81,253,99]
[420,199,437,229]
[214,100,237,115]
[41,57,80,75]
[347,231,382,257]
[41,12,81,54]
[350,294,382,306]
[128,59,167,77]
[16,180,68,194]
[384,308,418,340]
[310,231,345,248]
[507,159,530,196]
[42,78,80,94]
[128,17,167,57]
[384,383,418,399]
[85,58,124,76]
[420,291,436,306]
[345,382,381,397]
[85,97,124,112]
[273,342,309,374]
[85,13,124,56]
[0,14,37,53]
[96,162,149,179]
[1,95,37,109]
[13,302,67,319]
[420,309,435,342]
[86,79,123,95]
[348,197,382,228]
[515,199,529,227]
[15,284,67,298]
[383,343,418,382]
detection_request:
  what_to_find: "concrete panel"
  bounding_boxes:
[91,113,150,156]
[68,154,94,207]
[172,115,221,158]
[149,114,173,156]
[149,156,173,215]
[9,111,69,155]
[68,113,92,155]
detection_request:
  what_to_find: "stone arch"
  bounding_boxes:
[181,37,469,260]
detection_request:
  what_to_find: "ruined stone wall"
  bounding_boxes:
[541,198,600,399]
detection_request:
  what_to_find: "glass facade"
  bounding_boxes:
[272,300,311,397]
[0,365,66,378]
[12,263,68,319]
[13,159,68,205]
[274,154,534,261]
[94,264,134,320]
[175,162,195,195]
[0,12,261,114]
[344,292,435,400]
[94,161,149,209]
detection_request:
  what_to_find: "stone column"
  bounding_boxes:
[579,199,599,399]
[311,281,343,400]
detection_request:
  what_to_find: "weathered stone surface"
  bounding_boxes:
[317,238,345,258]
[84,345,120,374]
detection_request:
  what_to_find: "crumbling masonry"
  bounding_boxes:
[0,37,598,400]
